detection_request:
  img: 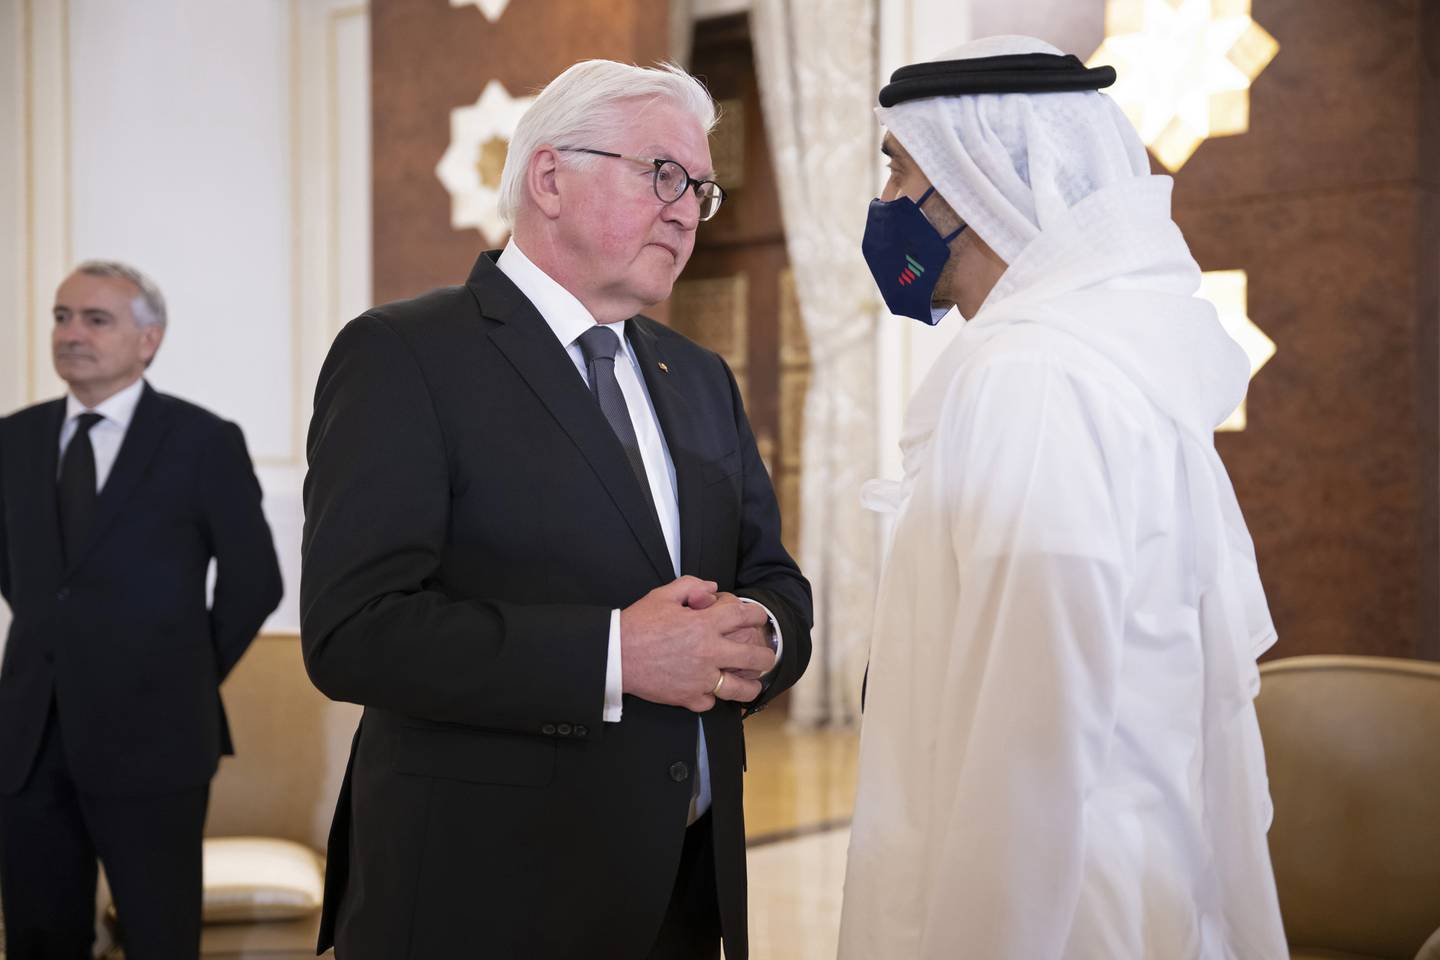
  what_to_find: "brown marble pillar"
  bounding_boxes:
[1173,0,1439,660]
[1419,2,1440,660]
[370,0,670,304]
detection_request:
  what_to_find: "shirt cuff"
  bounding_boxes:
[737,597,783,676]
[603,608,623,723]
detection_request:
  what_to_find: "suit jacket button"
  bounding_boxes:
[557,723,572,736]
[574,725,588,737]
[669,761,689,783]
[55,588,70,601]
[542,724,557,736]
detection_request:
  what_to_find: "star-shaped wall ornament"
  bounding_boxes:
[449,0,512,23]
[435,79,535,246]
[1088,0,1278,171]
[1199,269,1275,432]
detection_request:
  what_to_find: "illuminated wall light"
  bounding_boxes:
[435,80,535,245]
[449,0,512,22]
[1088,0,1279,171]
[1199,269,1275,432]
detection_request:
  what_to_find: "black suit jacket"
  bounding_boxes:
[301,253,812,959]
[0,383,283,797]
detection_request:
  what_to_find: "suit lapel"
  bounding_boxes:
[626,321,704,578]
[65,383,172,573]
[467,254,674,583]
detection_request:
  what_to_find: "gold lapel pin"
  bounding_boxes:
[658,362,669,374]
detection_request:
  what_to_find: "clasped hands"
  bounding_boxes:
[620,576,776,713]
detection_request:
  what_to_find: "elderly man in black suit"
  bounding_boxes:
[301,59,812,959]
[0,261,283,958]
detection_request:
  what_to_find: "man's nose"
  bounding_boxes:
[664,188,702,230]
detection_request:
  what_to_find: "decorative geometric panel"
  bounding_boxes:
[754,427,777,476]
[434,79,535,245]
[779,368,810,468]
[1198,268,1275,432]
[1088,0,1279,171]
[712,98,746,191]
[448,0,513,23]
[777,267,810,369]
[775,267,811,548]
[667,274,749,379]
[777,469,802,559]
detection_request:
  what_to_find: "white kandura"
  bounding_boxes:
[840,34,1288,960]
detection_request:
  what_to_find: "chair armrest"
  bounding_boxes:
[1416,925,1440,960]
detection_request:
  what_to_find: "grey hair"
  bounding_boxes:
[75,259,167,329]
[497,59,718,227]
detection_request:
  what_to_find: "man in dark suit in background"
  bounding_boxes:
[301,59,811,959]
[0,261,283,958]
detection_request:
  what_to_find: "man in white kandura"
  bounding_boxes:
[838,36,1289,959]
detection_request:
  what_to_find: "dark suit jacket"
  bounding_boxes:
[301,252,812,960]
[0,383,283,797]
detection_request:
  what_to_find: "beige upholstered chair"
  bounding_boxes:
[105,634,358,959]
[198,632,359,959]
[1256,655,1440,960]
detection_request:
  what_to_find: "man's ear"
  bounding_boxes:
[526,146,563,220]
[139,323,165,366]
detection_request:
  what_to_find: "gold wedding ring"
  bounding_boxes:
[712,673,726,696]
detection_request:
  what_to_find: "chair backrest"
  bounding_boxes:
[206,634,362,852]
[1256,655,1440,959]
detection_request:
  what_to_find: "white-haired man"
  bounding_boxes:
[838,37,1288,958]
[302,60,811,959]
[0,261,282,957]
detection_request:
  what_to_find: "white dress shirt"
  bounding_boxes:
[57,377,146,491]
[496,242,781,820]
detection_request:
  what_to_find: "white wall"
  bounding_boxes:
[0,0,372,641]
[0,1,23,421]
[69,0,295,454]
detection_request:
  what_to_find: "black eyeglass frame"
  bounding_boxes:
[558,147,727,221]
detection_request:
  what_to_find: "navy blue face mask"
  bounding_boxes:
[861,186,966,325]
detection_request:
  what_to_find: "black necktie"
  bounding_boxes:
[58,412,104,564]
[576,326,661,523]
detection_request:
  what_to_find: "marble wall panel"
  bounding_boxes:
[1167,0,1439,661]
[1182,162,1432,659]
[371,0,671,303]
[1170,0,1424,206]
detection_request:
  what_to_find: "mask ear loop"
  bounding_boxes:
[916,186,966,244]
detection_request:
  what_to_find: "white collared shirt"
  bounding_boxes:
[57,377,146,491]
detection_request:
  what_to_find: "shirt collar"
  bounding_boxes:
[66,376,146,430]
[496,240,629,353]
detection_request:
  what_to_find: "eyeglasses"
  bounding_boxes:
[559,147,726,222]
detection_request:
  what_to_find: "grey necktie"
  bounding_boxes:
[579,326,703,823]
[576,326,661,523]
